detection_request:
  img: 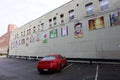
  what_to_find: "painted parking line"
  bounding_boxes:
[49,63,73,78]
[95,65,99,80]
[62,63,73,71]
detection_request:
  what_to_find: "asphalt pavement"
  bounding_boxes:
[0,57,120,80]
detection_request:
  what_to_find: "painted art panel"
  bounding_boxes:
[30,36,34,43]
[74,23,83,38]
[42,32,47,43]
[50,29,57,38]
[36,34,40,42]
[89,16,105,30]
[110,11,120,26]
[61,26,68,36]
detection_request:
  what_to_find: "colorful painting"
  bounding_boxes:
[30,36,34,43]
[74,23,83,38]
[50,29,57,38]
[36,34,40,42]
[110,11,120,26]
[42,32,47,43]
[89,16,105,30]
[61,26,68,36]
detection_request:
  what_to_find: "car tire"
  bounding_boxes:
[38,69,44,74]
[57,65,62,72]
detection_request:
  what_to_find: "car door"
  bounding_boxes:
[58,55,66,67]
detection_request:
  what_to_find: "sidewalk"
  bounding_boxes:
[0,55,6,58]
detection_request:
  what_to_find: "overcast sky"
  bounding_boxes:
[0,0,71,36]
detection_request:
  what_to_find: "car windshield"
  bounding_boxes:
[41,56,56,60]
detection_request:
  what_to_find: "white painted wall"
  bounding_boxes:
[9,0,120,59]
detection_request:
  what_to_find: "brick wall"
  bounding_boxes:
[0,24,17,54]
[0,32,10,54]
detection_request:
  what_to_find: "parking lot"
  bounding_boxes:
[0,57,120,80]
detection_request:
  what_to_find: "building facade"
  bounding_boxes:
[9,0,120,59]
[0,24,17,54]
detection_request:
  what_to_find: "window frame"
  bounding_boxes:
[85,2,94,16]
[49,19,52,27]
[60,14,64,23]
[99,0,109,12]
[69,9,75,20]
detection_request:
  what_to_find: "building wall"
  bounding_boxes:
[9,0,120,59]
[0,32,10,54]
[0,24,17,54]
[8,24,17,32]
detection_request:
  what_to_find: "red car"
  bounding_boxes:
[37,54,67,73]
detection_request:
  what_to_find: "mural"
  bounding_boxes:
[89,16,105,30]
[30,36,34,43]
[74,23,83,38]
[110,11,120,26]
[61,26,68,36]
[42,32,47,43]
[50,29,57,38]
[36,34,40,42]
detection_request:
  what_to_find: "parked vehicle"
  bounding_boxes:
[37,54,67,73]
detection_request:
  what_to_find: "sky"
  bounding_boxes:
[0,0,71,36]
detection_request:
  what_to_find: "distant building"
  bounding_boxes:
[9,0,120,59]
[0,24,17,54]
[8,24,17,32]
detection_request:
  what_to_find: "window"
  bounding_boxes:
[15,34,19,38]
[21,32,23,36]
[60,14,64,23]
[58,55,64,59]
[41,23,44,31]
[99,0,109,11]
[17,34,19,38]
[27,30,29,35]
[38,25,40,32]
[53,17,57,25]
[15,34,16,38]
[21,38,25,44]
[33,26,36,33]
[49,19,52,27]
[42,56,56,60]
[69,10,75,19]
[23,31,25,36]
[29,29,31,34]
[85,3,94,15]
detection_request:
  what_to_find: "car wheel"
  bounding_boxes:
[57,65,62,72]
[38,69,44,74]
